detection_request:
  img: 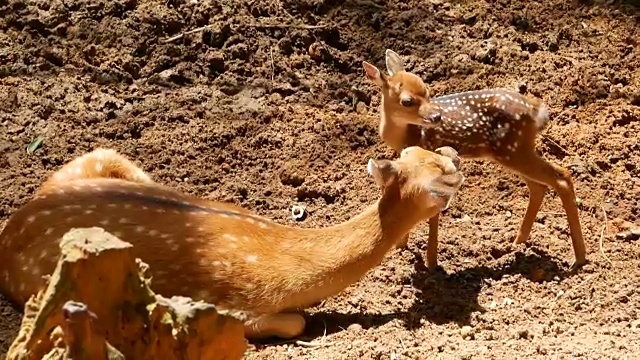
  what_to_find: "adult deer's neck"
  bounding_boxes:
[271,188,428,311]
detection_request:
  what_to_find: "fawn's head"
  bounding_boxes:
[363,49,443,127]
[367,146,464,213]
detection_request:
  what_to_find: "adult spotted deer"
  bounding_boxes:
[0,146,464,339]
[362,49,586,271]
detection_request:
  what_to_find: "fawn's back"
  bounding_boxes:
[387,76,549,160]
[364,54,550,161]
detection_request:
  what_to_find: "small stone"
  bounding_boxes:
[291,205,306,221]
[616,229,639,241]
[460,325,475,339]
[347,323,363,332]
[503,297,514,306]
[517,328,529,339]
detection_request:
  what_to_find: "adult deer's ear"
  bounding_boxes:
[363,61,386,87]
[367,159,398,188]
[385,49,404,76]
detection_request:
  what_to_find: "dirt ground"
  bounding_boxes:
[0,0,639,358]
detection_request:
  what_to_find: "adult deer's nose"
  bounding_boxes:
[435,146,460,170]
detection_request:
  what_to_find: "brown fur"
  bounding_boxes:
[362,49,586,270]
[0,146,464,339]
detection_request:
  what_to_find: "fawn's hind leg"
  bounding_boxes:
[505,153,586,269]
[38,148,153,194]
[244,313,306,339]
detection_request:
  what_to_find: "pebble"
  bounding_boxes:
[347,323,363,332]
[460,325,475,339]
[503,297,514,306]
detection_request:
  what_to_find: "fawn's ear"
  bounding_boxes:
[385,49,404,76]
[368,159,398,187]
[425,173,465,211]
[363,61,386,87]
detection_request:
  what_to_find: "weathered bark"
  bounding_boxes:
[6,227,247,360]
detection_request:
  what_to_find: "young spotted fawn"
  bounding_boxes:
[0,146,464,339]
[362,49,586,271]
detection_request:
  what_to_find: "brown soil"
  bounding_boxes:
[1,0,639,358]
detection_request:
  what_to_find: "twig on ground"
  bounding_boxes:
[541,134,574,156]
[294,340,337,348]
[270,46,275,81]
[599,204,613,266]
[399,337,407,352]
[549,273,598,312]
[243,23,331,30]
[162,25,215,43]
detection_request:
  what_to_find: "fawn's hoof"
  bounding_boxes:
[569,259,587,272]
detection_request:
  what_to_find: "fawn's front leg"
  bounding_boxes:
[244,313,307,339]
[514,179,547,245]
[426,214,439,269]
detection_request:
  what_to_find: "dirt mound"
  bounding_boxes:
[1,0,639,358]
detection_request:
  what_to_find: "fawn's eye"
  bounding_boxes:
[401,97,415,107]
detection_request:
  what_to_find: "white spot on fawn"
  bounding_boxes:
[223,234,237,241]
[246,255,258,263]
[45,228,54,236]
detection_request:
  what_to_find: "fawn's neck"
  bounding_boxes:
[380,101,425,153]
[271,188,428,311]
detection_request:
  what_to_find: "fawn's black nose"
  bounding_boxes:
[424,113,442,123]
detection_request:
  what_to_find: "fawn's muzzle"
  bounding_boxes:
[422,113,442,125]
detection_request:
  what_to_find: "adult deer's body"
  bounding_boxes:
[0,147,464,339]
[362,50,586,270]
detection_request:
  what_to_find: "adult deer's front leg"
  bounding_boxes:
[244,313,306,340]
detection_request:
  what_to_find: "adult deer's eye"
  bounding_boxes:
[401,97,415,107]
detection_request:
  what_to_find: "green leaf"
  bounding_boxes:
[26,135,44,154]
